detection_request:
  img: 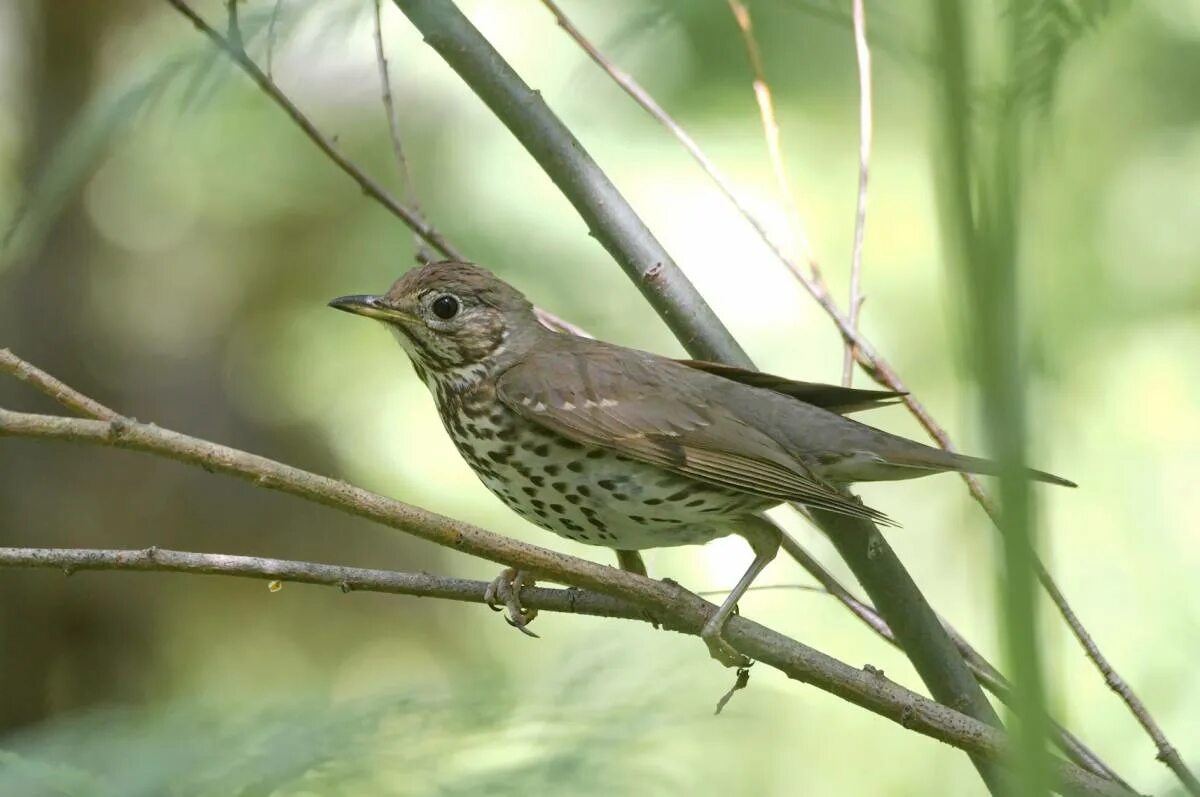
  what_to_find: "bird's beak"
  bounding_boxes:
[328,294,418,324]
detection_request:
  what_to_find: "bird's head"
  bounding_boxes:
[329,260,537,374]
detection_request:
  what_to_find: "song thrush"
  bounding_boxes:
[330,261,1073,667]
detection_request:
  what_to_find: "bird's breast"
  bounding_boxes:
[428,383,771,550]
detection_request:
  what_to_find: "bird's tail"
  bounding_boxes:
[902,448,1077,488]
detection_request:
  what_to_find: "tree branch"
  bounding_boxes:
[0,537,1135,797]
[0,546,646,619]
[0,348,119,420]
[163,0,463,261]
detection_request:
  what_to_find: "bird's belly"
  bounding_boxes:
[446,412,768,550]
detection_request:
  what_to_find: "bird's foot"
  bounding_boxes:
[700,616,751,669]
[484,568,539,637]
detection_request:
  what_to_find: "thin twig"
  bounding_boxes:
[0,348,120,421]
[725,0,822,279]
[163,0,463,261]
[538,0,808,301]
[534,3,1186,786]
[265,0,284,78]
[371,0,430,261]
[842,0,872,387]
[0,546,649,619]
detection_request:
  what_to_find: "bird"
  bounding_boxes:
[330,260,1074,667]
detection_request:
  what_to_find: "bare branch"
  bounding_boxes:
[265,0,284,78]
[0,348,120,421]
[0,538,1138,796]
[842,0,872,386]
[163,0,463,261]
[0,546,648,619]
[725,0,822,280]
[371,0,431,261]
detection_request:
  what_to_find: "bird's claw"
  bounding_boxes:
[701,617,752,669]
[486,568,539,637]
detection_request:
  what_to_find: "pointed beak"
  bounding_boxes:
[328,294,418,324]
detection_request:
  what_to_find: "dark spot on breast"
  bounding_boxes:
[549,503,565,514]
[531,499,546,510]
[566,461,584,473]
[496,427,517,442]
[543,464,560,476]
[533,444,550,456]
[685,498,706,508]
[585,515,607,531]
[530,475,545,487]
[666,488,694,501]
[576,485,591,498]
[487,448,513,464]
[643,498,663,506]
[522,486,538,497]
[565,494,582,505]
[628,515,647,523]
[559,439,585,450]
[585,449,607,460]
[597,479,616,491]
[551,482,568,493]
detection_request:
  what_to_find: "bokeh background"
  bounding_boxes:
[1,1,1198,794]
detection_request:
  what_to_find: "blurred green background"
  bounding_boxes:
[1,0,1197,794]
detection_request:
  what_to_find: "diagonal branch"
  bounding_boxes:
[531,3,1187,789]
[163,0,463,261]
[725,0,822,280]
[0,348,120,420]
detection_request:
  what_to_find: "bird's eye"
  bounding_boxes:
[431,295,460,320]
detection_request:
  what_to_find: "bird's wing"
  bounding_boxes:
[676,359,905,414]
[496,349,895,525]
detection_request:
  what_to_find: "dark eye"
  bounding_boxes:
[431,295,459,320]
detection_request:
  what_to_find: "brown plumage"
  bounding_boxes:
[330,260,1074,667]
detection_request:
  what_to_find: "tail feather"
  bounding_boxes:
[901,449,1077,488]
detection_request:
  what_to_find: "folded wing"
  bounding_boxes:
[496,348,895,525]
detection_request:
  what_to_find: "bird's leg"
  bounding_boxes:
[484,568,539,637]
[701,514,782,668]
[614,549,647,576]
[614,549,663,628]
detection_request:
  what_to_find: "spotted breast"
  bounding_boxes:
[431,377,771,551]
